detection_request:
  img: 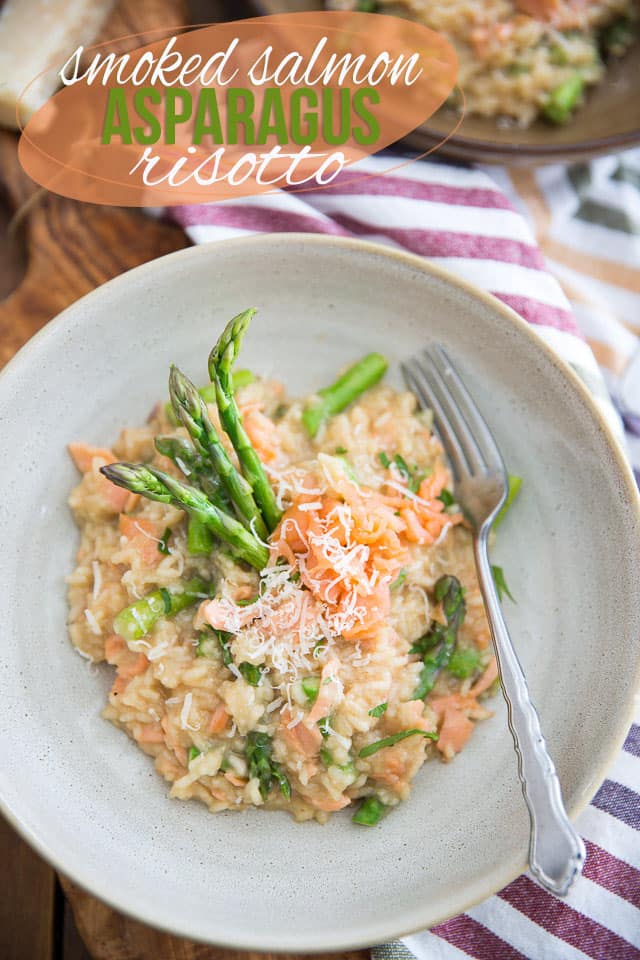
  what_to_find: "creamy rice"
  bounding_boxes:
[68,376,497,823]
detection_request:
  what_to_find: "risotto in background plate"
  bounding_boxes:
[67,312,502,825]
[329,0,638,127]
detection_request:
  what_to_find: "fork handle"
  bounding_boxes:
[474,531,586,896]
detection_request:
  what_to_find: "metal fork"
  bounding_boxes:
[402,345,586,897]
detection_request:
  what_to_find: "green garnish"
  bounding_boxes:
[393,453,410,478]
[378,451,391,468]
[390,569,407,591]
[239,662,263,686]
[356,0,379,11]
[335,446,348,455]
[412,575,466,699]
[158,527,172,555]
[188,746,201,763]
[352,796,387,825]
[601,17,636,57]
[246,732,290,800]
[447,648,481,679]
[318,716,332,738]
[320,745,333,767]
[217,630,234,667]
[359,728,438,758]
[542,73,584,124]
[437,488,455,508]
[195,629,218,658]
[494,475,522,528]
[492,565,515,603]
[302,676,321,703]
[368,702,388,718]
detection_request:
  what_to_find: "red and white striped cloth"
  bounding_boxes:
[166,152,640,959]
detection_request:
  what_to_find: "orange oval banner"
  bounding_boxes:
[18,12,458,205]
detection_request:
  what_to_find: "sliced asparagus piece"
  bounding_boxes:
[113,576,209,644]
[302,353,388,437]
[169,365,268,541]
[100,463,269,570]
[411,575,466,700]
[208,309,281,532]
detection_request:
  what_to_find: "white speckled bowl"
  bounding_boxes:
[0,236,639,950]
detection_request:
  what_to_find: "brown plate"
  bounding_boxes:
[250,0,640,164]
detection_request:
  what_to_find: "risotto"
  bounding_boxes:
[329,0,638,126]
[67,310,501,824]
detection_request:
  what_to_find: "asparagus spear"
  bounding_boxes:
[186,515,214,556]
[169,365,268,541]
[113,576,209,644]
[208,310,281,532]
[411,575,466,700]
[352,795,387,825]
[302,353,388,437]
[100,463,269,570]
[155,435,231,512]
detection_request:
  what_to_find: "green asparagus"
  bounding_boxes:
[246,731,291,801]
[169,365,268,541]
[358,728,438,759]
[113,576,209,643]
[494,474,522,528]
[411,575,466,700]
[352,795,387,825]
[100,463,269,570]
[302,353,388,437]
[208,310,281,532]
[542,73,584,124]
[187,515,214,556]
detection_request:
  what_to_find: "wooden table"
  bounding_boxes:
[0,3,367,959]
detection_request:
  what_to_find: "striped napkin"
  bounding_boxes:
[168,148,640,959]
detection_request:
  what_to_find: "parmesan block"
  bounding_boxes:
[0,0,116,129]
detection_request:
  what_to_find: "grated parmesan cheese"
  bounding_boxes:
[84,609,102,636]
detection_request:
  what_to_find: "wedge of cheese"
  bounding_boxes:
[0,0,116,128]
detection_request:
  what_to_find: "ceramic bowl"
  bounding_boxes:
[252,0,640,164]
[0,235,638,949]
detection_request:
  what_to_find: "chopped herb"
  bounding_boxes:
[219,755,230,772]
[236,595,258,606]
[378,451,391,468]
[492,565,515,603]
[290,571,300,583]
[274,403,288,419]
[548,43,569,65]
[159,587,172,615]
[239,662,263,686]
[217,630,234,667]
[359,728,438,758]
[246,731,290,801]
[390,569,407,591]
[438,488,455,508]
[335,446,348,455]
[353,795,387,825]
[318,716,332,738]
[447,648,481,679]
[320,745,333,767]
[393,453,411,478]
[368,702,388,718]
[302,676,321,703]
[158,527,172,555]
[494,475,522,528]
[273,764,291,800]
[356,0,379,11]
[188,746,201,763]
